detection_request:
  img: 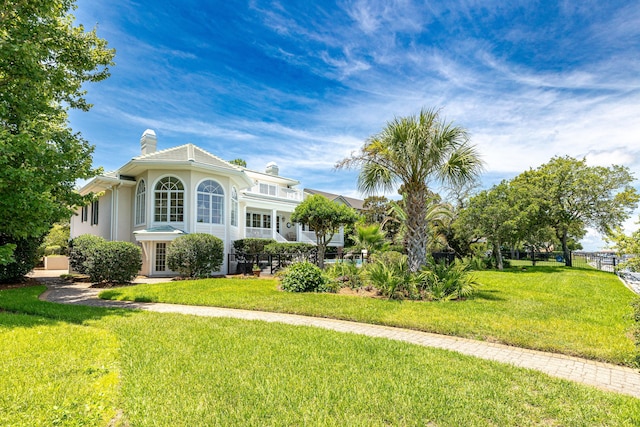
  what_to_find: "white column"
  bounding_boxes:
[272,209,277,239]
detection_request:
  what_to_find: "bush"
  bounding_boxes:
[364,255,417,300]
[631,298,640,367]
[40,223,70,256]
[325,261,362,289]
[69,234,105,274]
[232,238,276,254]
[84,241,142,284]
[0,235,43,283]
[419,258,481,301]
[167,233,224,278]
[281,261,330,293]
[264,242,316,256]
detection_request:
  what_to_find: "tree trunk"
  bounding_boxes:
[316,233,326,269]
[493,241,503,270]
[560,232,572,267]
[404,187,429,272]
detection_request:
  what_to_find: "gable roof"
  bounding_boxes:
[304,188,366,211]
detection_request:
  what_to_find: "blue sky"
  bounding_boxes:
[71,0,640,250]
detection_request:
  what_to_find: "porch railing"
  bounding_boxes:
[245,185,303,201]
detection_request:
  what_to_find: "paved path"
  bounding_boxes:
[30,271,640,400]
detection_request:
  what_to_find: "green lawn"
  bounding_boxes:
[1,285,639,426]
[100,266,638,365]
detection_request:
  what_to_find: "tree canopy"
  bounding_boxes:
[337,108,483,272]
[291,194,358,268]
[511,156,639,265]
[0,0,114,259]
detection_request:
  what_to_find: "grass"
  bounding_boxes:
[100,266,638,365]
[1,285,639,426]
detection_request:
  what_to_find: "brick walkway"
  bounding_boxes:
[31,271,640,400]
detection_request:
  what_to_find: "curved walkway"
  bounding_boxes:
[31,271,640,400]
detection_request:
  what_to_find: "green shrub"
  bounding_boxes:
[264,242,316,256]
[0,235,43,283]
[419,258,480,301]
[281,261,329,293]
[167,233,224,278]
[365,255,417,300]
[325,261,362,289]
[85,241,142,284]
[232,238,276,254]
[39,223,70,256]
[368,250,405,266]
[43,245,62,256]
[69,234,105,274]
[631,298,640,367]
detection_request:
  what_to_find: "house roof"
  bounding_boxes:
[133,143,243,172]
[304,188,366,211]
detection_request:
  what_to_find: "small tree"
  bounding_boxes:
[228,158,247,167]
[167,234,224,278]
[291,195,358,268]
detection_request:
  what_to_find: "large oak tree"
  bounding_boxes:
[0,0,114,264]
[511,156,638,266]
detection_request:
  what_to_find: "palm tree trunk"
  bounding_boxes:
[404,187,428,272]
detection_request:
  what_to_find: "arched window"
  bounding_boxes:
[135,179,146,225]
[230,187,238,227]
[154,176,184,222]
[197,179,224,224]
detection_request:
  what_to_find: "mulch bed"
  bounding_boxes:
[0,277,41,290]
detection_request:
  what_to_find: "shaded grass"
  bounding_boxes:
[101,266,638,365]
[1,285,639,426]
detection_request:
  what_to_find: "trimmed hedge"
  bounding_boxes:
[167,233,224,278]
[232,238,275,254]
[69,234,105,274]
[85,241,142,284]
[264,242,316,256]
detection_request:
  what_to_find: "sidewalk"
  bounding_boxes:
[29,270,640,400]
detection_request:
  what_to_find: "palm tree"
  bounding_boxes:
[353,222,388,255]
[337,108,483,272]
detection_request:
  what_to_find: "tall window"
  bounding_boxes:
[81,206,88,222]
[90,200,99,225]
[135,179,146,225]
[154,177,184,222]
[230,187,238,227]
[196,179,224,224]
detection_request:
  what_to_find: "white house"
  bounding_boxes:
[70,130,344,276]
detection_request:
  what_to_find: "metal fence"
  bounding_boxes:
[502,250,628,272]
